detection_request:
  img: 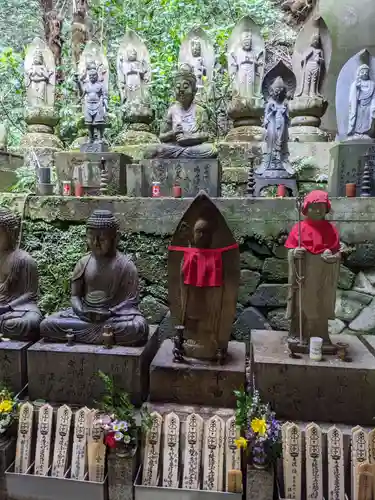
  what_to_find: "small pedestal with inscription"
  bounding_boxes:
[107,446,137,500]
[126,159,221,197]
[149,339,246,408]
[251,330,375,425]
[0,341,30,393]
[27,326,159,407]
[247,465,274,500]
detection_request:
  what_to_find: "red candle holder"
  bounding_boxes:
[277,184,286,197]
[173,185,182,198]
[75,183,83,197]
[152,182,161,197]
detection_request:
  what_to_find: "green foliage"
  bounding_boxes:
[234,387,253,431]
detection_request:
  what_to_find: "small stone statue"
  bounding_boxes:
[118,46,149,102]
[190,37,207,89]
[257,77,293,177]
[75,61,108,143]
[46,10,63,82]
[40,210,148,346]
[296,33,324,98]
[230,31,264,98]
[145,63,217,159]
[284,190,341,353]
[348,64,375,139]
[0,208,42,341]
[25,49,54,108]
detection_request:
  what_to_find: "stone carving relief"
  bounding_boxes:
[24,37,55,109]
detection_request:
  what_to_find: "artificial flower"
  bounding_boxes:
[251,418,267,436]
[235,437,248,450]
[123,434,131,444]
[118,421,128,431]
[104,432,116,448]
[114,432,123,441]
[112,423,120,432]
[0,400,13,413]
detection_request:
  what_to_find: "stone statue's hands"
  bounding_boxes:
[175,124,184,141]
[321,249,338,264]
[293,247,306,259]
[83,309,111,323]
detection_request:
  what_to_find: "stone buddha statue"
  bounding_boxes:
[40,210,149,346]
[348,63,375,139]
[0,208,42,341]
[144,63,217,159]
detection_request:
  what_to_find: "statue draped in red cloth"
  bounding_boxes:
[284,190,341,349]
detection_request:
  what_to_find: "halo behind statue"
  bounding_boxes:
[24,37,55,108]
[78,41,109,91]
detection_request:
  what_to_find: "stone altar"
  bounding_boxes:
[251,330,375,425]
[226,16,265,142]
[27,325,158,406]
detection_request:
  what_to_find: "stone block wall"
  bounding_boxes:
[3,195,375,341]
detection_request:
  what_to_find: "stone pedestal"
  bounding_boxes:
[149,339,246,407]
[0,152,23,192]
[55,152,131,195]
[127,158,221,197]
[0,341,30,393]
[328,140,373,196]
[251,330,375,425]
[0,437,16,500]
[27,326,159,406]
[107,446,137,500]
[246,465,274,500]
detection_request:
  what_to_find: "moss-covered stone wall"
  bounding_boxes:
[4,194,375,341]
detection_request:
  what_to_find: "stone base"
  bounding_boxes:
[115,129,159,146]
[55,151,132,195]
[80,140,109,153]
[149,339,245,407]
[27,326,159,406]
[246,465,274,500]
[0,152,23,192]
[289,125,329,142]
[107,446,137,500]
[127,158,221,197]
[0,341,30,393]
[225,125,263,142]
[251,330,375,425]
[328,140,373,196]
[20,130,63,169]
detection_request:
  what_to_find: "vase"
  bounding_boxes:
[107,445,137,500]
[252,443,269,470]
[345,183,356,197]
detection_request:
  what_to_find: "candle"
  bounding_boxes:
[309,337,323,361]
[173,185,182,198]
[152,182,161,197]
[277,184,286,197]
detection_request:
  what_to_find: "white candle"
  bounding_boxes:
[309,337,323,361]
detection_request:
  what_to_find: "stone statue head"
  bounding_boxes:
[86,210,119,257]
[0,208,20,251]
[127,47,138,62]
[191,38,202,57]
[192,218,214,248]
[310,33,321,49]
[270,76,287,101]
[241,32,252,51]
[175,63,197,106]
[86,61,99,83]
[357,64,370,81]
[33,50,44,65]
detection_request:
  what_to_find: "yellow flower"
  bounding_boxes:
[251,418,267,436]
[0,400,13,413]
[235,437,248,450]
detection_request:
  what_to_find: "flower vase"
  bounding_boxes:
[107,445,137,500]
[252,442,269,470]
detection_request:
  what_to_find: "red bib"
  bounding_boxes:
[168,244,239,287]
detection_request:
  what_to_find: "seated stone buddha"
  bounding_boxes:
[40,210,149,346]
[0,208,42,341]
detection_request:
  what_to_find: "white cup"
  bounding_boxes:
[309,337,323,361]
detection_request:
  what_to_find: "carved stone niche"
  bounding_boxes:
[289,16,331,142]
[178,25,215,97]
[226,16,265,142]
[336,49,375,142]
[261,60,296,102]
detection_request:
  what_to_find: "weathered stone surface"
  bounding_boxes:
[335,290,372,322]
[267,308,290,331]
[238,270,261,305]
[240,251,263,271]
[252,329,375,425]
[136,256,168,285]
[346,243,375,269]
[232,307,271,342]
[338,265,356,290]
[27,327,159,406]
[0,341,30,393]
[272,244,288,259]
[149,339,246,407]
[262,257,288,283]
[158,311,175,343]
[107,447,137,500]
[328,318,346,335]
[247,465,274,500]
[362,269,375,286]
[349,298,375,332]
[353,272,375,296]
[247,240,272,257]
[250,284,289,307]
[140,296,168,324]
[0,152,23,192]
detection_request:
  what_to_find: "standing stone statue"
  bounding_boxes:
[226,16,265,141]
[40,210,148,346]
[0,208,42,341]
[348,64,375,139]
[144,63,217,159]
[285,190,341,353]
[118,46,149,102]
[295,33,324,98]
[25,49,54,109]
[71,0,90,68]
[178,27,215,94]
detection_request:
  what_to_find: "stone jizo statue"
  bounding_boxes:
[25,49,54,108]
[40,210,148,346]
[118,46,149,102]
[0,208,42,341]
[145,63,217,158]
[296,33,324,98]
[348,63,375,139]
[75,61,108,142]
[190,37,206,89]
[230,31,264,98]
[285,190,341,349]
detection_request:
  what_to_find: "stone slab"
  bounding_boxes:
[247,465,274,500]
[251,330,375,425]
[149,339,245,408]
[27,326,159,407]
[55,152,132,195]
[0,341,30,393]
[127,158,221,197]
